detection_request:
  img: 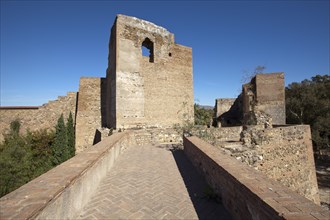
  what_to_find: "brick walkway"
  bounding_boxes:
[77,144,232,219]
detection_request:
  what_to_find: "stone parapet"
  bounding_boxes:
[183,135,329,220]
[0,132,135,220]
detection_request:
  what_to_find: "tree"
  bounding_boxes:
[286,74,330,152]
[194,104,214,126]
[0,120,31,196]
[0,113,74,197]
[67,112,75,157]
[241,65,266,83]
[51,114,68,165]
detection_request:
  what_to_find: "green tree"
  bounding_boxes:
[0,114,73,197]
[0,120,31,196]
[194,104,214,126]
[25,129,55,178]
[286,74,330,152]
[51,114,68,165]
[67,112,75,157]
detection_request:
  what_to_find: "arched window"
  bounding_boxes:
[141,38,154,63]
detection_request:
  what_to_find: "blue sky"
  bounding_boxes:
[1,0,329,106]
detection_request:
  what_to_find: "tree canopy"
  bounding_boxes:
[0,112,75,197]
[286,74,330,152]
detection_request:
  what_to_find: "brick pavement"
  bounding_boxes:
[77,144,232,219]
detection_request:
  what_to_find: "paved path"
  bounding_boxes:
[77,144,232,219]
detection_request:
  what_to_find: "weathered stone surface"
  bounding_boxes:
[184,136,329,220]
[198,125,320,205]
[0,92,77,142]
[242,73,286,126]
[75,77,105,153]
[106,14,194,129]
[216,73,285,128]
[1,15,194,153]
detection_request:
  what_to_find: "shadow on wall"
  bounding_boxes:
[167,145,232,220]
[93,129,102,145]
[101,78,107,128]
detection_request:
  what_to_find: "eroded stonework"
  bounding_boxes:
[216,73,285,128]
[0,15,194,153]
[106,15,194,129]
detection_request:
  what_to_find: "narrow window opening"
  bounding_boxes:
[169,52,172,57]
[142,38,154,63]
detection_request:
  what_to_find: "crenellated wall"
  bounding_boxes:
[0,92,77,142]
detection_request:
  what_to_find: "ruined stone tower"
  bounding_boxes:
[105,15,194,129]
[0,15,194,152]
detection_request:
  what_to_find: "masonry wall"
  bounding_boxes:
[110,14,194,129]
[215,99,235,118]
[75,77,105,153]
[106,20,117,129]
[255,73,286,125]
[0,92,77,143]
[184,136,329,220]
[249,125,320,204]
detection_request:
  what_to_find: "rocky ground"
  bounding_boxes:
[315,158,330,210]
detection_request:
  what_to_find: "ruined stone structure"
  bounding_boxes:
[0,14,194,152]
[215,73,286,128]
[0,15,324,213]
[215,98,239,127]
[105,15,194,130]
[0,92,77,143]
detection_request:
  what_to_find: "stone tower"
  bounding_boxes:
[105,14,194,129]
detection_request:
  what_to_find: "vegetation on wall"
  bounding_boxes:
[286,75,330,153]
[0,112,75,197]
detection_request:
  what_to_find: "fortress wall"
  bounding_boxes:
[184,136,328,220]
[113,14,194,129]
[191,126,243,142]
[0,92,77,143]
[255,73,286,125]
[75,77,104,153]
[215,98,236,118]
[106,20,117,129]
[250,125,320,204]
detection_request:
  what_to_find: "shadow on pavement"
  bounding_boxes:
[168,145,232,220]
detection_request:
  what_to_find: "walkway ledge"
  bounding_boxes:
[183,135,330,220]
[0,132,134,220]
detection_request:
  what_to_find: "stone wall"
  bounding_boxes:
[0,92,77,143]
[191,126,243,142]
[215,73,285,127]
[132,128,183,146]
[75,77,105,153]
[198,125,320,204]
[240,125,320,204]
[242,73,286,126]
[107,14,194,129]
[215,98,235,118]
[184,136,329,220]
